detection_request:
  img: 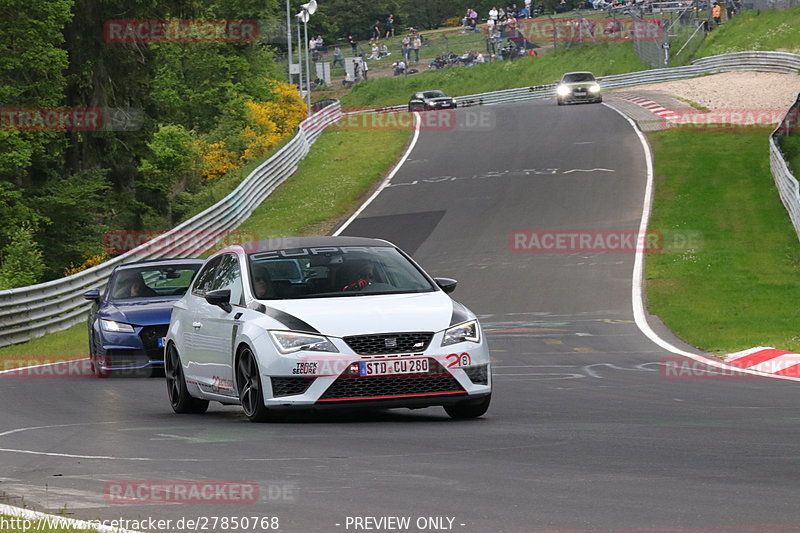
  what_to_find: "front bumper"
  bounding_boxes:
[256,333,491,409]
[94,324,168,372]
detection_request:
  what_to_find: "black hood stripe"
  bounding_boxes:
[263,306,319,334]
[450,301,471,326]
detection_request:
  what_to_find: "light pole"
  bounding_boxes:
[286,0,293,84]
[295,13,304,100]
[298,0,317,114]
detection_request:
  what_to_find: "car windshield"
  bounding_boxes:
[563,73,596,83]
[423,91,447,98]
[248,246,436,299]
[109,264,201,300]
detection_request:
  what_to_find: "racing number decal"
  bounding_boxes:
[445,352,471,368]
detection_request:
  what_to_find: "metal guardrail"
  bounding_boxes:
[0,103,342,347]
[3,51,800,347]
[770,94,800,241]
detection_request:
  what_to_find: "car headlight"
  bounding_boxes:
[269,331,339,354]
[100,319,135,333]
[441,320,480,346]
[557,85,571,96]
[589,84,601,93]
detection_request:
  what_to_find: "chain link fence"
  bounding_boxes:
[740,0,800,9]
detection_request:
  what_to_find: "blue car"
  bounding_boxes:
[84,258,205,376]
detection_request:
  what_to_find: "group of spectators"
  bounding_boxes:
[467,1,548,26]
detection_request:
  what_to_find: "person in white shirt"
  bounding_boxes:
[489,6,498,20]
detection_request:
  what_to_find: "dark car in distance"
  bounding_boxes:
[408,90,457,112]
[556,71,603,105]
[84,258,204,377]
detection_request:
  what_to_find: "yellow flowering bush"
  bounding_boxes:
[64,251,110,276]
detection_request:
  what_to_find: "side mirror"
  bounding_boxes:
[84,289,101,301]
[204,289,232,313]
[434,277,458,294]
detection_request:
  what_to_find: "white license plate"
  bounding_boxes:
[358,359,429,377]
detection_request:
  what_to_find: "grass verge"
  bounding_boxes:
[340,41,647,108]
[647,128,800,354]
[0,126,412,365]
[695,6,800,56]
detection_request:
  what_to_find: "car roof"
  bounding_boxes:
[563,71,595,76]
[114,258,206,271]
[235,236,395,254]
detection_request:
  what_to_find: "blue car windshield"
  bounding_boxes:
[109,265,201,300]
[248,246,436,299]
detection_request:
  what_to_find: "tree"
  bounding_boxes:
[0,223,46,289]
[137,124,201,227]
[0,0,73,186]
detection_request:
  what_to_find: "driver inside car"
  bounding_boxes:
[341,261,375,292]
[252,266,277,299]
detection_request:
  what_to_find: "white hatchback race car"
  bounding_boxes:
[164,237,491,422]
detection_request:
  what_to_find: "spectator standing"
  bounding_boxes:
[332,47,344,67]
[385,14,395,38]
[725,0,736,18]
[524,0,532,17]
[371,20,381,41]
[361,57,369,80]
[489,6,498,21]
[348,35,358,55]
[712,1,722,24]
[401,34,411,62]
[411,33,421,63]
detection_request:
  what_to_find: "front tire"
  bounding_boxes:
[444,394,491,419]
[557,98,564,106]
[236,347,272,422]
[165,343,209,414]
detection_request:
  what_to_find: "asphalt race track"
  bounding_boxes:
[2,101,800,533]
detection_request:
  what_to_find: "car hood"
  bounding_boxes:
[98,298,179,327]
[263,292,464,337]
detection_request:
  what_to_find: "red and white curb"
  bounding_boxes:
[616,93,679,121]
[725,347,800,377]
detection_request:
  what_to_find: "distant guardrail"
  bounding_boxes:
[3,51,800,348]
[0,103,342,348]
[770,94,800,240]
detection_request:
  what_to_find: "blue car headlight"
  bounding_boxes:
[441,320,480,346]
[100,319,135,333]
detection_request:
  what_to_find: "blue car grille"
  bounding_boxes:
[139,324,169,355]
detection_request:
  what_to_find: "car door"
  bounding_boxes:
[190,253,243,398]
[179,255,223,385]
